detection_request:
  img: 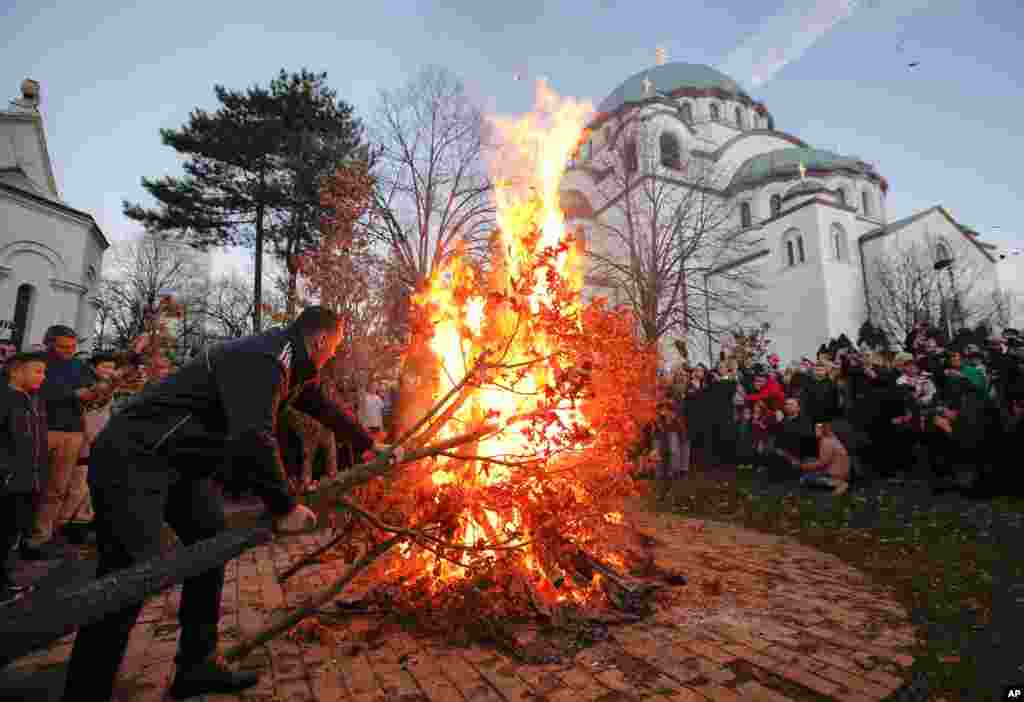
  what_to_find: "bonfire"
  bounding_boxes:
[225,82,670,663]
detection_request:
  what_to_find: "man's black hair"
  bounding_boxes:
[43,325,77,345]
[92,352,118,366]
[5,351,48,369]
[293,306,342,339]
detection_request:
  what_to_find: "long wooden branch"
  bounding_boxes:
[220,535,403,664]
[303,423,500,503]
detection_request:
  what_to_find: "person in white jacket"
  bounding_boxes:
[359,383,385,435]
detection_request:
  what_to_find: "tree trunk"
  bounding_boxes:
[286,256,298,319]
[254,177,265,333]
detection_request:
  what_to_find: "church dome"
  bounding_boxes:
[597,63,745,114]
[731,147,873,190]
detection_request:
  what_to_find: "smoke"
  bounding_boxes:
[718,0,939,88]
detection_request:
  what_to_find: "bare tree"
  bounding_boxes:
[92,232,203,351]
[582,123,763,351]
[866,233,1004,346]
[204,265,289,341]
[367,65,495,287]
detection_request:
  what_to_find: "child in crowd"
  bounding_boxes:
[0,352,49,605]
[750,400,777,456]
[62,353,119,544]
[795,422,850,495]
[734,405,755,468]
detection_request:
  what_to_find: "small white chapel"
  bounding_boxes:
[0,79,108,350]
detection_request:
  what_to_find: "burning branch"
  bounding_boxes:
[221,535,404,664]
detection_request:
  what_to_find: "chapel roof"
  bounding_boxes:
[730,147,877,190]
[597,63,746,114]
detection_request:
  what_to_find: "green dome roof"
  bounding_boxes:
[597,63,744,114]
[731,147,871,189]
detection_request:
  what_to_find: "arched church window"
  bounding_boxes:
[783,228,804,268]
[659,132,681,169]
[735,107,744,130]
[861,190,871,216]
[836,188,847,206]
[936,242,952,262]
[624,139,638,174]
[680,102,693,123]
[11,283,35,351]
[831,223,848,261]
[740,202,752,228]
[709,103,720,121]
[770,194,782,217]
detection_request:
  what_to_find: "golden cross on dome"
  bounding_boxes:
[642,75,654,96]
[656,47,667,66]
[798,162,807,180]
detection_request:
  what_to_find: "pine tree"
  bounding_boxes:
[124,69,365,329]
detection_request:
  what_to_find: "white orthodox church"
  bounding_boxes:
[560,62,1004,365]
[0,79,108,350]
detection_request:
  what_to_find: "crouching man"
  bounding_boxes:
[61,307,352,702]
[794,422,850,496]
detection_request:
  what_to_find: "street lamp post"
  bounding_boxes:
[934,257,954,342]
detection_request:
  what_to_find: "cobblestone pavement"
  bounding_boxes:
[6,510,918,702]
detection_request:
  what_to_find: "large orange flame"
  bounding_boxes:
[372,81,654,613]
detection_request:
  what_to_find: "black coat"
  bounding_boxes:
[95,325,361,516]
[0,385,48,494]
[774,414,816,459]
[800,378,839,423]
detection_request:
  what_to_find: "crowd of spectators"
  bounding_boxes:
[650,324,1024,499]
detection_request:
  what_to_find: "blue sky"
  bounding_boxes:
[3,0,1022,308]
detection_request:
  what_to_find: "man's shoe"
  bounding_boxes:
[20,541,66,561]
[167,660,260,699]
[0,583,33,606]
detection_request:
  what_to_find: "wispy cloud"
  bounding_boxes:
[718,0,938,88]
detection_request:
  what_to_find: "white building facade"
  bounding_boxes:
[0,79,108,349]
[560,62,1003,365]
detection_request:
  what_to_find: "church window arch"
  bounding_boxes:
[735,106,745,130]
[831,223,849,261]
[623,139,638,174]
[936,241,953,263]
[861,189,872,216]
[659,132,681,169]
[770,194,782,218]
[709,103,720,121]
[740,201,752,228]
[680,102,694,123]
[782,229,806,267]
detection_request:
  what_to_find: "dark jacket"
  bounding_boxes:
[95,325,338,516]
[39,355,94,432]
[774,413,816,459]
[0,385,48,494]
[801,378,840,423]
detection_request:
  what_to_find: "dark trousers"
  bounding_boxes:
[63,458,227,702]
[0,491,35,584]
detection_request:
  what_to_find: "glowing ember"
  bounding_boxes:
[342,80,659,621]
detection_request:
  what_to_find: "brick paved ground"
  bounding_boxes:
[5,508,918,702]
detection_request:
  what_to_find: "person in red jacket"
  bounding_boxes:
[746,371,785,413]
